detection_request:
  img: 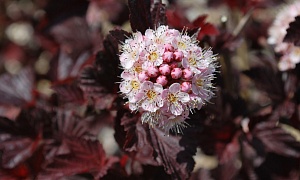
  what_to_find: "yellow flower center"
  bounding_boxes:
[146,90,157,100]
[196,78,203,87]
[178,41,186,50]
[167,93,178,103]
[148,52,158,62]
[293,47,300,56]
[131,80,140,90]
[134,65,142,73]
[188,57,197,66]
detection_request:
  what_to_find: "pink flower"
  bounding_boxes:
[162,83,190,116]
[136,81,163,112]
[159,109,189,134]
[118,25,217,133]
[268,1,300,71]
[191,69,214,101]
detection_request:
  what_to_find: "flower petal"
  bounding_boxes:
[178,92,190,103]
[169,83,180,93]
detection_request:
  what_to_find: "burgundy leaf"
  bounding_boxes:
[116,111,195,179]
[166,10,219,41]
[192,15,220,40]
[0,67,34,106]
[55,110,90,138]
[128,0,153,33]
[51,78,85,105]
[251,120,300,158]
[151,2,167,28]
[0,113,42,169]
[283,16,300,46]
[0,136,42,169]
[38,137,118,179]
[80,34,120,94]
[243,66,285,104]
[118,111,158,168]
[148,127,195,180]
[109,29,131,44]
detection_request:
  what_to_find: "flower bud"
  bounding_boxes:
[147,66,159,77]
[164,43,174,52]
[181,82,191,92]
[163,51,173,63]
[182,68,193,80]
[171,68,182,79]
[169,62,178,69]
[138,71,150,82]
[174,51,183,62]
[156,75,168,86]
[159,64,171,75]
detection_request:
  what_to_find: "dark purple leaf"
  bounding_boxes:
[109,29,131,43]
[284,16,300,46]
[80,34,120,94]
[148,127,195,180]
[243,66,285,104]
[151,2,167,28]
[0,67,34,106]
[0,108,53,169]
[115,110,195,179]
[128,0,153,33]
[251,120,300,158]
[38,137,118,179]
[0,136,42,169]
[55,110,90,138]
[51,78,85,105]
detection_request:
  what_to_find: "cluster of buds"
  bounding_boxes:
[119,25,217,133]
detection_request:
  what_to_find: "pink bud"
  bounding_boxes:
[159,64,171,75]
[174,51,183,62]
[181,82,191,92]
[182,68,193,80]
[163,51,173,63]
[156,75,168,86]
[169,62,178,69]
[171,68,182,79]
[147,66,159,77]
[138,71,150,82]
[164,43,174,52]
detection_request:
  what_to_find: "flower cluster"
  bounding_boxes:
[268,2,300,71]
[119,25,217,133]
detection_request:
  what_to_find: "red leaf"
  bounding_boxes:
[38,137,118,179]
[166,10,219,41]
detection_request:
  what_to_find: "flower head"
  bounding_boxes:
[268,2,300,71]
[119,25,217,133]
